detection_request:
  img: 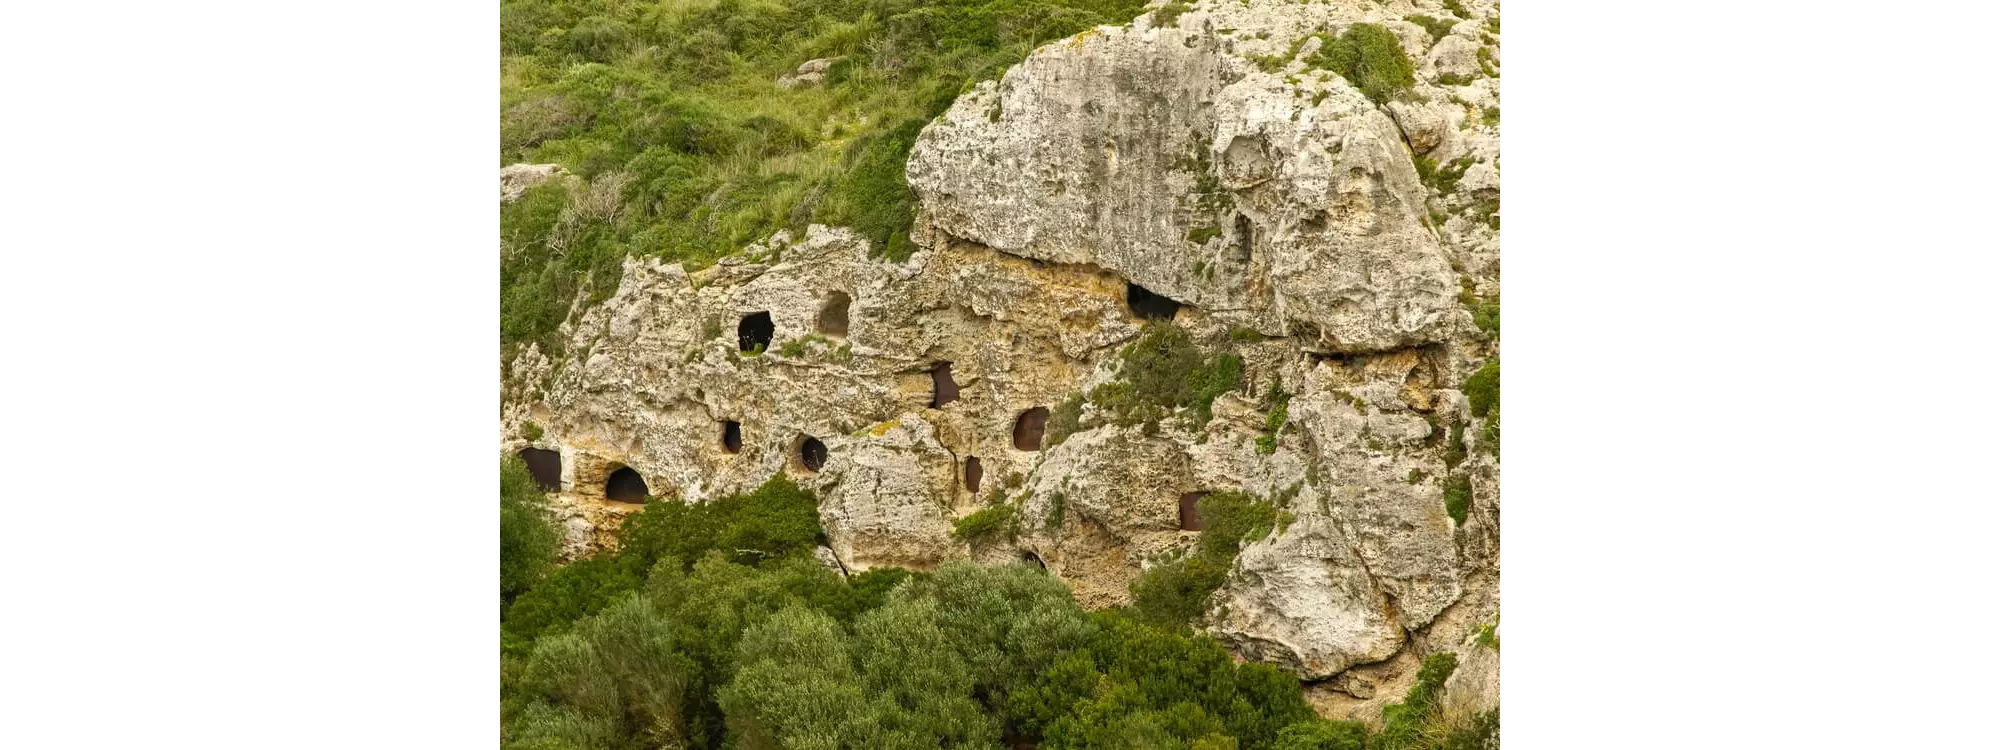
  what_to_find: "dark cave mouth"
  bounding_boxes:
[798,436,828,472]
[1126,281,1181,321]
[738,311,774,353]
[518,447,562,492]
[1014,407,1049,451]
[605,467,649,503]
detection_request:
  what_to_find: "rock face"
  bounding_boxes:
[502,0,1500,714]
[500,163,566,203]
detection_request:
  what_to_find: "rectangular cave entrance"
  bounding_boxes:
[817,291,851,336]
[738,311,774,353]
[721,420,742,453]
[964,456,982,494]
[1126,281,1181,321]
[931,362,959,407]
[1013,407,1049,451]
[518,447,562,492]
[1179,491,1209,531]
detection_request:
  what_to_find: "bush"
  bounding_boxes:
[1462,360,1498,418]
[1131,491,1279,627]
[953,504,1020,543]
[1307,23,1415,105]
[1403,14,1457,43]
[1443,475,1471,525]
[1089,323,1245,430]
[501,456,562,610]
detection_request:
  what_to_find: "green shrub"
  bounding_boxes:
[502,456,563,610]
[1089,322,1244,430]
[1472,298,1498,338]
[1131,491,1279,627]
[1462,360,1498,418]
[1404,14,1457,42]
[1443,475,1471,525]
[953,504,1020,543]
[520,421,545,441]
[1273,720,1372,750]
[1045,392,1086,447]
[1307,24,1415,104]
[1153,1,1193,28]
[1379,652,1458,749]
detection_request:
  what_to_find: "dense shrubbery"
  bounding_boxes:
[501,456,562,611]
[500,0,1152,358]
[1307,23,1415,105]
[1130,491,1283,627]
[1086,322,1245,433]
[501,469,1495,749]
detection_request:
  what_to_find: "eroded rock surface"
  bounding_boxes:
[502,0,1500,708]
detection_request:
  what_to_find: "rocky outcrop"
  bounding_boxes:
[502,0,1500,709]
[500,163,566,203]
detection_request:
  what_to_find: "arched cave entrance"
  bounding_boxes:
[1020,550,1047,569]
[1179,491,1209,531]
[1126,281,1181,321]
[817,291,851,336]
[1014,407,1049,451]
[964,456,983,494]
[798,436,828,472]
[605,467,649,503]
[931,362,959,407]
[518,447,562,492]
[721,420,742,454]
[738,311,774,353]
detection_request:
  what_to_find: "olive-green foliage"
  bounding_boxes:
[522,420,545,441]
[1131,492,1279,627]
[1443,475,1471,525]
[1026,611,1316,749]
[1414,153,1476,195]
[500,0,1152,358]
[1471,298,1498,339]
[1257,380,1290,455]
[1462,360,1498,418]
[1306,24,1415,105]
[1089,323,1244,430]
[1045,392,1087,447]
[1379,652,1458,749]
[502,475,824,649]
[953,504,1020,543]
[501,456,562,611]
[1403,14,1457,42]
[1272,720,1372,750]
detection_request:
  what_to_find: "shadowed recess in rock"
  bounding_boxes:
[738,311,774,352]
[1234,214,1253,263]
[721,420,742,454]
[1020,550,1046,569]
[1179,491,1209,531]
[930,361,959,407]
[964,456,983,494]
[798,436,827,472]
[1126,281,1181,321]
[1014,407,1049,451]
[605,467,648,503]
[518,447,562,491]
[817,291,851,336]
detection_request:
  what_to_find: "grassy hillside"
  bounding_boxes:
[500,0,1149,360]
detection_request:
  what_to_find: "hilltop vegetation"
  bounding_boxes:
[500,0,1150,359]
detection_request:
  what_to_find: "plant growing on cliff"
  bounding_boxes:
[1307,23,1416,105]
[1443,475,1472,525]
[1089,322,1244,431]
[501,456,562,610]
[1463,360,1498,418]
[953,504,1020,543]
[1130,491,1280,627]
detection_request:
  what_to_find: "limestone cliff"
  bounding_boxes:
[501,0,1499,723]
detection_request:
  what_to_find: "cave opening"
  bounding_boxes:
[931,362,960,407]
[1126,281,1181,321]
[518,447,562,492]
[817,291,851,336]
[1020,550,1047,569]
[964,456,983,494]
[1234,214,1253,263]
[738,311,774,353]
[1179,491,1209,531]
[798,436,828,472]
[605,467,649,503]
[721,420,742,454]
[1014,407,1049,451]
